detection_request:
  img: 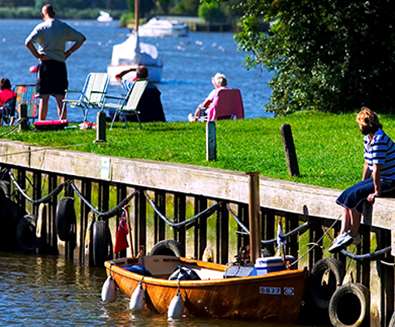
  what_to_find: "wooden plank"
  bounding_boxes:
[237,203,249,252]
[48,174,58,254]
[134,188,146,256]
[173,193,186,256]
[0,140,395,232]
[154,191,166,244]
[80,180,92,264]
[216,201,229,264]
[194,196,207,260]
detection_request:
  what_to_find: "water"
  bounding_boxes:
[0,252,301,326]
[0,19,272,122]
[0,20,288,326]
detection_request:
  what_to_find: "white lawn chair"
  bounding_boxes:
[62,73,109,122]
[101,79,148,129]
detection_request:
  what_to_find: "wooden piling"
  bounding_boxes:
[18,104,28,131]
[248,172,260,264]
[95,111,106,143]
[206,121,217,161]
[280,124,300,177]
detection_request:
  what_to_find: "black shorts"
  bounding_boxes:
[37,60,68,96]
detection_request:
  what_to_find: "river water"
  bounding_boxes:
[0,19,272,122]
[0,19,295,326]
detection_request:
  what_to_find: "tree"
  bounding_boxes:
[232,1,395,115]
[198,2,225,23]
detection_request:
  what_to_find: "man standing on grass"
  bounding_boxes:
[25,3,86,121]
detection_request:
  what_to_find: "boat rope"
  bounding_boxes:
[226,204,250,234]
[144,192,219,230]
[70,182,136,219]
[9,171,68,204]
[379,259,395,267]
[227,203,310,245]
[288,216,340,267]
[339,246,392,262]
[0,121,21,137]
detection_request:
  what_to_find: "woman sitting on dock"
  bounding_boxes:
[329,107,395,252]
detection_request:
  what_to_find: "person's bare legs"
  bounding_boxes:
[55,94,66,119]
[39,95,49,120]
[340,207,361,237]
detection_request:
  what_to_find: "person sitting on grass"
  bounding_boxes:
[188,72,228,122]
[0,78,17,126]
[329,107,395,253]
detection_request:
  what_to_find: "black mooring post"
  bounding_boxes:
[95,111,106,143]
[280,124,300,177]
[19,104,28,131]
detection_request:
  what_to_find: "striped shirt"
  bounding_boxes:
[364,129,395,180]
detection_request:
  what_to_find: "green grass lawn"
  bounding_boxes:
[3,111,394,190]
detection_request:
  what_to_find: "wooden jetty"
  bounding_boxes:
[0,140,394,326]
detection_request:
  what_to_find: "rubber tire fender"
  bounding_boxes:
[149,239,182,257]
[308,257,345,310]
[389,311,395,327]
[16,214,37,252]
[328,283,369,327]
[56,197,76,241]
[92,220,113,267]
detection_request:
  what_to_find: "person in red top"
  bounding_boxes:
[0,78,17,125]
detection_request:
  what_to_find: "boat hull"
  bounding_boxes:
[105,257,306,323]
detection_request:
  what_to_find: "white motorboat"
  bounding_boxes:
[139,17,188,37]
[107,33,163,84]
[107,0,163,84]
[97,11,113,23]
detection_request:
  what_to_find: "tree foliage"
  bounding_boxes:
[233,0,395,115]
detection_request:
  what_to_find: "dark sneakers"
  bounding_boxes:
[328,232,353,253]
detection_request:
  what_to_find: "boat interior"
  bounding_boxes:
[111,255,227,280]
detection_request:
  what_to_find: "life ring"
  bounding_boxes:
[56,197,76,241]
[308,257,345,310]
[16,214,37,252]
[328,283,369,327]
[149,239,182,257]
[92,220,113,267]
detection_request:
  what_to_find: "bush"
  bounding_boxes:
[198,2,225,23]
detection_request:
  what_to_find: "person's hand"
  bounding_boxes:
[367,192,378,203]
[38,53,49,61]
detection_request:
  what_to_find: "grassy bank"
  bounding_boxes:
[2,111,392,190]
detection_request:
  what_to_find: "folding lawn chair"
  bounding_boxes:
[207,88,245,121]
[101,79,148,129]
[14,84,39,123]
[62,72,109,122]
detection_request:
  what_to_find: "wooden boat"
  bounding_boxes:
[104,255,306,323]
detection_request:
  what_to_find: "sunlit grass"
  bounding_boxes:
[4,111,395,190]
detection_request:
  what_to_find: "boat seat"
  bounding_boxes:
[142,255,180,278]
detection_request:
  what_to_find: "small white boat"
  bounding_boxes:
[107,32,163,84]
[97,11,113,23]
[139,17,188,37]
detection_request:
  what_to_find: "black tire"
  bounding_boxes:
[149,239,182,257]
[92,220,113,267]
[56,197,76,241]
[389,311,395,327]
[329,283,369,327]
[0,197,27,250]
[16,214,37,252]
[309,257,345,310]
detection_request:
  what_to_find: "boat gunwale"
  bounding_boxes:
[105,258,306,288]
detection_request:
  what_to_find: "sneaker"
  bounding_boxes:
[188,113,195,122]
[328,232,353,253]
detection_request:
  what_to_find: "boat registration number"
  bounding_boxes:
[259,286,295,296]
